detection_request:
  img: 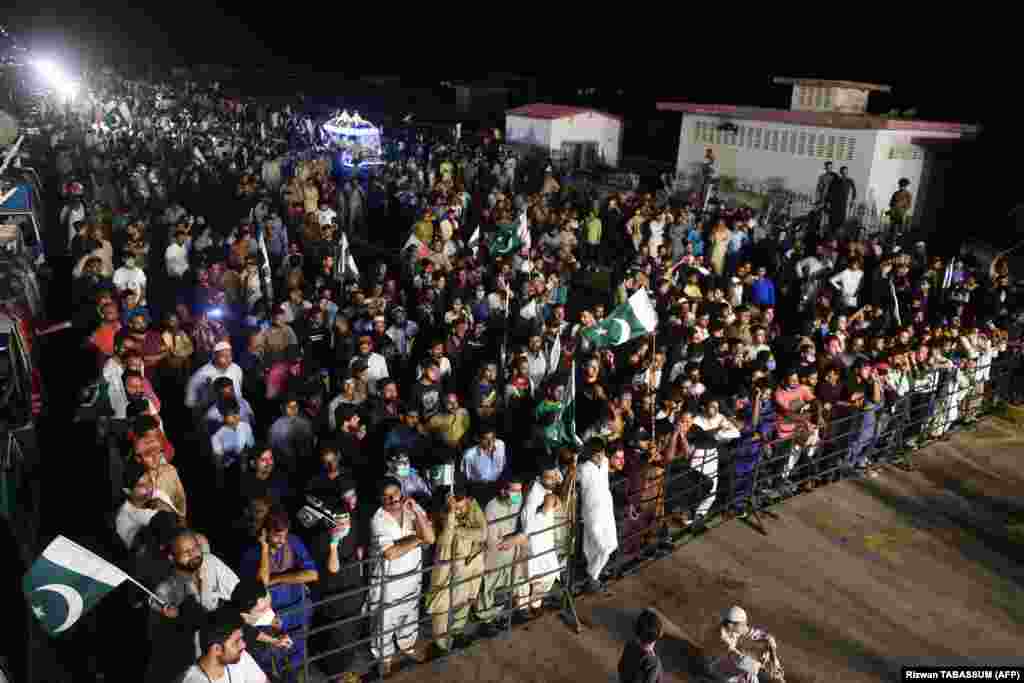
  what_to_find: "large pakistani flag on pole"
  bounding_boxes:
[23,536,130,635]
[582,288,659,348]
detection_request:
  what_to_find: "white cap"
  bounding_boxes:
[723,606,748,623]
[213,341,232,353]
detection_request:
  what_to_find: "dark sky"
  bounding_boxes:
[4,7,1017,239]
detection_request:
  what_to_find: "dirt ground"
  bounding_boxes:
[389,418,1024,683]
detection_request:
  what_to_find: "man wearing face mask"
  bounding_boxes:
[309,479,368,677]
[229,578,294,665]
[476,475,529,635]
[577,438,623,594]
[385,451,433,504]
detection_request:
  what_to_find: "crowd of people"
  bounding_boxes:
[29,62,1024,683]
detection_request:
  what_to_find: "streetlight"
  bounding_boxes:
[31,58,78,102]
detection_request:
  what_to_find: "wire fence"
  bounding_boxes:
[268,355,1020,682]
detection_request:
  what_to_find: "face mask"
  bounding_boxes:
[395,464,410,478]
[766,358,777,371]
[507,492,523,506]
[249,606,276,627]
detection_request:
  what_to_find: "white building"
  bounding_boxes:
[505,103,623,169]
[658,78,980,229]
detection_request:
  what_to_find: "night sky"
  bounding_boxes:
[5,6,1017,246]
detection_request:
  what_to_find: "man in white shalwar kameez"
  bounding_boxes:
[516,463,573,613]
[577,439,620,594]
[369,478,434,676]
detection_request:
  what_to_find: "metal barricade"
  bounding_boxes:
[292,357,1016,680]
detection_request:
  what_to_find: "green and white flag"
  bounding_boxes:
[23,536,129,635]
[489,221,523,256]
[582,288,659,348]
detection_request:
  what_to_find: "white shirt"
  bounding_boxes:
[115,500,158,549]
[521,480,562,580]
[829,268,864,308]
[317,207,337,226]
[102,358,129,419]
[153,552,240,613]
[352,353,389,395]
[185,363,245,409]
[113,265,147,294]
[578,459,618,556]
[166,242,190,277]
[369,504,423,604]
[177,650,267,683]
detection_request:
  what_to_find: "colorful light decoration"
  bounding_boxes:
[322,110,383,167]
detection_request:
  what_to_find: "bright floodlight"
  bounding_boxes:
[32,58,79,100]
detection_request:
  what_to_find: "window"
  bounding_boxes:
[846,137,856,161]
[788,131,797,154]
[815,88,825,109]
[798,132,807,155]
[836,136,848,161]
[815,134,826,158]
[823,88,833,110]
[826,135,835,159]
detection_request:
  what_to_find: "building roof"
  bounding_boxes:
[772,77,892,93]
[506,103,622,124]
[655,101,980,138]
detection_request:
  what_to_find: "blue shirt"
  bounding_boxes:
[750,277,776,307]
[461,440,508,483]
[686,227,704,257]
[211,422,255,468]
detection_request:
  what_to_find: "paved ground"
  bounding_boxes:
[387,417,1024,683]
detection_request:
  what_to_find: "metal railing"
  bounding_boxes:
[276,355,1019,681]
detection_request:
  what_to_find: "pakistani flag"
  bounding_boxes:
[582,288,659,349]
[23,536,129,635]
[489,221,523,256]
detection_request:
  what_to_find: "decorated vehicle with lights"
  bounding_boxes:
[321,110,384,167]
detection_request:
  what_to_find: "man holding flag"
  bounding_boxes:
[23,535,136,636]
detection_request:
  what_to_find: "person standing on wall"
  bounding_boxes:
[827,166,857,235]
[889,178,913,236]
[815,162,839,232]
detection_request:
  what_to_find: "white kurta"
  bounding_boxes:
[520,480,562,581]
[370,504,423,658]
[578,459,618,581]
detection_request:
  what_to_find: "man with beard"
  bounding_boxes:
[369,477,434,676]
[186,341,244,415]
[178,607,269,683]
[238,446,291,507]
[309,480,368,678]
[240,507,318,682]
[120,308,167,370]
[577,438,623,594]
[149,530,240,683]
